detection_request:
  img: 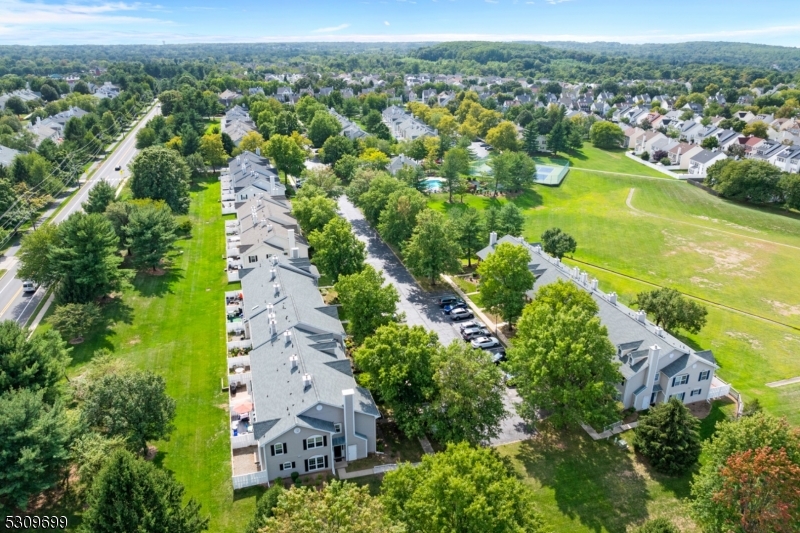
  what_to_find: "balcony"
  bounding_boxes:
[231,446,270,489]
[707,376,732,400]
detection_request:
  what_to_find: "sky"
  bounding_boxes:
[2,0,800,47]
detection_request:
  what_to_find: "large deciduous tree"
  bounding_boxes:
[82,449,209,533]
[356,175,405,225]
[199,133,227,172]
[129,146,191,213]
[264,134,306,185]
[634,287,708,334]
[377,188,427,246]
[298,167,343,198]
[477,242,535,326]
[427,341,506,446]
[0,389,71,513]
[498,202,525,236]
[541,226,577,259]
[441,147,471,203]
[508,280,621,428]
[633,398,702,475]
[335,265,399,344]
[291,194,338,235]
[354,323,438,437]
[81,369,176,455]
[381,442,546,533]
[320,135,355,166]
[85,181,117,214]
[590,121,626,149]
[704,159,783,204]
[485,120,520,152]
[308,217,365,283]
[260,481,403,533]
[403,209,461,285]
[126,200,178,272]
[307,110,342,148]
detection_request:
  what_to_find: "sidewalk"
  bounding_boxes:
[441,274,511,347]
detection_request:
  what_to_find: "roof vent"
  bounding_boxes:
[636,310,647,323]
[302,373,312,388]
[273,283,280,295]
[290,355,298,369]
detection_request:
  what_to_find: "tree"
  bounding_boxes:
[333,154,359,183]
[541,227,577,259]
[264,134,306,185]
[440,147,470,203]
[781,173,800,209]
[335,265,399,344]
[298,167,343,198]
[382,442,546,533]
[427,342,505,445]
[396,163,426,193]
[358,147,391,170]
[199,133,227,172]
[712,447,800,533]
[126,200,178,272]
[403,209,461,285]
[488,150,535,194]
[85,181,117,214]
[220,132,235,155]
[357,175,405,225]
[0,389,70,513]
[307,110,342,148]
[0,320,69,401]
[477,242,535,326]
[451,207,484,267]
[702,136,720,150]
[50,302,101,343]
[320,135,354,165]
[590,121,626,149]
[5,96,28,115]
[50,212,126,304]
[705,159,783,204]
[260,481,403,533]
[135,127,156,149]
[157,90,182,116]
[239,130,265,154]
[73,80,91,95]
[634,287,708,334]
[377,188,427,246]
[245,484,285,533]
[17,222,60,288]
[547,119,568,155]
[82,449,209,533]
[634,518,681,533]
[691,412,800,532]
[354,323,438,437]
[291,194,338,235]
[82,369,176,455]
[743,120,769,139]
[485,120,520,152]
[508,280,622,428]
[130,146,191,213]
[498,202,524,235]
[633,398,701,475]
[308,217,365,283]
[271,110,302,137]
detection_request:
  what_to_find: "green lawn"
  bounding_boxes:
[47,175,258,532]
[205,119,221,135]
[431,145,800,425]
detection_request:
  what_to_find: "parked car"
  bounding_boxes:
[458,320,482,332]
[22,280,38,293]
[438,295,460,308]
[461,326,490,340]
[442,300,467,314]
[470,336,500,349]
[449,308,474,321]
[489,348,506,364]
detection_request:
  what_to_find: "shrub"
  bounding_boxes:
[640,151,650,161]
[659,157,671,166]
[290,471,300,482]
[177,219,192,235]
[634,518,680,533]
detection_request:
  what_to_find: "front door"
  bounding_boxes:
[347,444,358,461]
[334,445,344,461]
[650,392,657,405]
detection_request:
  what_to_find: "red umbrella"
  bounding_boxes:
[233,402,253,414]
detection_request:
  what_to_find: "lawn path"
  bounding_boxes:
[572,167,680,180]
[626,188,800,252]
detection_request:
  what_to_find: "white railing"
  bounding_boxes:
[227,355,251,368]
[707,376,732,400]
[226,321,245,333]
[230,432,255,449]
[229,371,252,386]
[226,246,240,257]
[232,470,271,490]
[227,339,252,351]
[227,270,240,283]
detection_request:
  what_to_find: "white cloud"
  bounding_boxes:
[0,0,166,30]
[310,23,350,33]
[384,21,390,26]
[485,0,498,3]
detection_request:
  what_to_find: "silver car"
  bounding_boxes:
[470,336,500,349]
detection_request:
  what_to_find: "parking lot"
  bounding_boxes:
[339,196,535,446]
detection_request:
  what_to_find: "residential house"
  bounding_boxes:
[94,82,120,99]
[329,108,367,141]
[387,154,420,176]
[219,89,240,107]
[0,145,20,167]
[667,143,703,169]
[249,88,265,97]
[634,131,667,155]
[0,89,40,110]
[382,106,437,141]
[221,105,257,146]
[622,127,646,150]
[688,150,727,176]
[477,235,728,411]
[774,146,800,173]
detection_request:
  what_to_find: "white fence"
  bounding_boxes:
[230,432,255,449]
[707,376,732,400]
[232,470,271,490]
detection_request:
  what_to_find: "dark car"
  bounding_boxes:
[114,165,121,171]
[489,348,506,364]
[442,300,467,314]
[438,295,460,308]
[449,308,474,321]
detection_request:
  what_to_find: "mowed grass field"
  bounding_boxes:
[43,175,258,532]
[430,146,800,425]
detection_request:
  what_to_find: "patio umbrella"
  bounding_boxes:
[233,402,253,414]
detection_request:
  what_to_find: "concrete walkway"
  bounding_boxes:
[581,421,639,440]
[418,436,434,454]
[766,376,800,388]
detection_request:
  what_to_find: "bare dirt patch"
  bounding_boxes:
[694,215,761,234]
[726,331,763,350]
[763,299,800,317]
[662,229,761,277]
[144,445,158,461]
[128,336,141,345]
[144,267,167,276]
[690,276,722,290]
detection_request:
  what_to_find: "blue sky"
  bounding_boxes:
[2,0,800,47]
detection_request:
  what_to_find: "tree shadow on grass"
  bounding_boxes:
[67,296,135,367]
[132,265,185,298]
[511,188,543,210]
[189,173,219,194]
[233,484,265,503]
[513,427,652,533]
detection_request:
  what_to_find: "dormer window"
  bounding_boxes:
[654,372,660,383]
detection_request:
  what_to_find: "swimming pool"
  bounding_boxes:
[423,178,445,191]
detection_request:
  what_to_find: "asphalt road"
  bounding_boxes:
[0,102,161,327]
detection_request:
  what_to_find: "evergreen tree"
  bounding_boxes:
[85,181,117,214]
[633,398,702,475]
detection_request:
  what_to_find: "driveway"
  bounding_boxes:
[338,196,535,446]
[338,196,459,345]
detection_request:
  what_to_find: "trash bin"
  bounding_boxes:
[233,429,238,437]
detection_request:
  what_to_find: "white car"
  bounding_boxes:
[470,336,500,349]
[458,320,481,332]
[449,308,474,321]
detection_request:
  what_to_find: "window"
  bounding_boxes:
[672,374,689,387]
[698,370,711,381]
[333,423,342,434]
[248,255,258,264]
[307,456,325,471]
[306,436,325,449]
[653,372,660,383]
[270,443,286,456]
[671,392,686,402]
[690,389,702,397]
[279,461,295,471]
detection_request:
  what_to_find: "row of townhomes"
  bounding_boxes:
[478,234,733,410]
[329,108,368,141]
[382,105,437,141]
[221,151,379,489]
[221,105,257,146]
